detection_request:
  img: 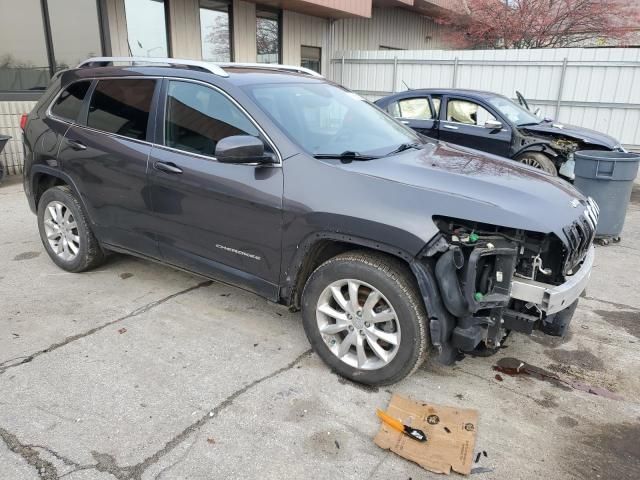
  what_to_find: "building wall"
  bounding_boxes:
[332,7,450,52]
[233,0,257,62]
[169,0,202,59]
[282,11,330,73]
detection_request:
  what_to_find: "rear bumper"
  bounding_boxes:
[510,246,594,314]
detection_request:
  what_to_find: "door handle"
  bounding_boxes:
[400,120,410,124]
[443,124,459,130]
[154,161,183,174]
[66,139,87,151]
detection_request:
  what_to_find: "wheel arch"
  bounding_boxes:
[31,166,88,214]
[281,232,417,311]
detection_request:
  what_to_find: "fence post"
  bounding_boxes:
[392,56,398,93]
[340,53,345,86]
[452,57,459,88]
[555,57,568,119]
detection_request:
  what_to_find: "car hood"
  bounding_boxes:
[521,121,619,148]
[338,141,589,239]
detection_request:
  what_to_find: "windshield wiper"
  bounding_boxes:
[385,142,424,156]
[313,150,381,160]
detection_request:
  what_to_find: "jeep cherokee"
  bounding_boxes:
[22,57,598,385]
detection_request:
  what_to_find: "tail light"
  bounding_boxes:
[20,113,28,131]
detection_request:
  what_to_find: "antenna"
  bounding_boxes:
[402,80,412,91]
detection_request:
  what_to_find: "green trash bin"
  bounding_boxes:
[573,150,640,244]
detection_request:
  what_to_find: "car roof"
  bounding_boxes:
[375,88,504,105]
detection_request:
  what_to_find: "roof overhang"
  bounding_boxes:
[373,0,463,16]
[250,0,373,18]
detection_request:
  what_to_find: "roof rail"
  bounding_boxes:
[76,57,229,77]
[76,57,324,79]
[215,62,324,78]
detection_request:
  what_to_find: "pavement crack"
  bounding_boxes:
[90,349,313,480]
[0,281,213,375]
[0,427,58,480]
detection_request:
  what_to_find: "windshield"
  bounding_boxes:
[487,95,540,126]
[242,82,421,156]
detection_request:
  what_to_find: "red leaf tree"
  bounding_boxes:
[438,0,640,49]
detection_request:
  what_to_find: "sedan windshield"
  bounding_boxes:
[242,82,421,156]
[487,95,540,126]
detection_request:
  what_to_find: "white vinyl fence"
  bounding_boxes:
[329,48,640,150]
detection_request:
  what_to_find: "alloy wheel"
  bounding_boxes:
[43,200,80,261]
[316,279,401,370]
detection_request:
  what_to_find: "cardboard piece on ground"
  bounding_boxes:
[374,394,478,475]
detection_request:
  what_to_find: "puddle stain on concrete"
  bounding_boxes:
[13,251,40,261]
[556,416,579,428]
[568,422,640,480]
[493,358,623,400]
[544,348,605,372]
[594,309,640,339]
[119,272,134,280]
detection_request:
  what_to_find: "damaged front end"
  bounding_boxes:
[412,204,598,363]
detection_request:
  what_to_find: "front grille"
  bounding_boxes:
[563,197,599,273]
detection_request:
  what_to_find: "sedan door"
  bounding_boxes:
[438,97,511,157]
[385,95,438,138]
[58,78,161,257]
[147,79,283,299]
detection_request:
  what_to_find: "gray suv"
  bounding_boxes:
[22,57,598,385]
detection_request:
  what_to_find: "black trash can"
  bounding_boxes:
[573,150,640,243]
[0,134,11,183]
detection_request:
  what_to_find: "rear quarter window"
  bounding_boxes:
[50,81,92,122]
[87,79,156,140]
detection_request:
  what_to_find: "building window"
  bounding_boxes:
[0,0,50,92]
[124,0,169,57]
[256,8,280,64]
[48,0,103,70]
[200,0,232,62]
[301,46,321,74]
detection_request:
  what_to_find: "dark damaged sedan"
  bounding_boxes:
[22,58,598,385]
[375,88,624,180]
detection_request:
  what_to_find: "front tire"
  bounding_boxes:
[301,251,429,385]
[515,151,558,175]
[37,186,105,272]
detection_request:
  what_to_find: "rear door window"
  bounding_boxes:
[50,81,92,123]
[397,97,433,120]
[87,79,156,140]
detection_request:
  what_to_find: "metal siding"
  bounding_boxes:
[331,48,640,149]
[103,0,129,56]
[170,0,202,59]
[232,0,257,62]
[0,101,36,176]
[283,11,330,73]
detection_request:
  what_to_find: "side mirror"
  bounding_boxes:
[215,135,275,164]
[484,119,503,130]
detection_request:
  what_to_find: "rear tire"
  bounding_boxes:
[301,251,429,385]
[515,152,557,175]
[37,186,105,272]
